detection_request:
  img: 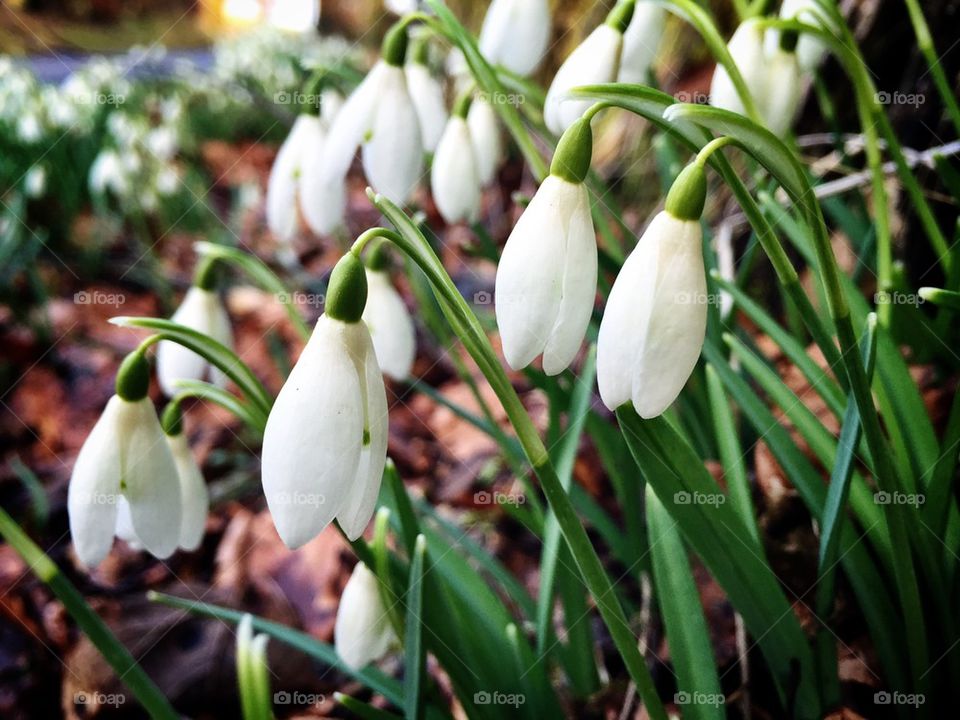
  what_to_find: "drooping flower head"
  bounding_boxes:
[430,93,482,225]
[156,256,233,397]
[302,23,423,235]
[405,35,448,153]
[261,251,388,547]
[708,18,767,118]
[68,350,182,567]
[478,0,551,77]
[334,561,399,669]
[495,117,597,375]
[617,2,665,83]
[597,163,709,418]
[544,0,635,135]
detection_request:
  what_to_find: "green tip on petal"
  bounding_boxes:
[665,163,707,221]
[115,349,150,401]
[382,22,409,67]
[550,117,593,184]
[779,28,799,53]
[326,252,368,323]
[605,0,636,34]
[161,402,184,436]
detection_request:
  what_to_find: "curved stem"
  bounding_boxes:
[170,380,267,434]
[370,190,668,720]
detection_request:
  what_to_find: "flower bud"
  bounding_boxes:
[431,112,482,224]
[617,3,665,83]
[709,19,767,118]
[478,0,551,77]
[362,265,417,381]
[334,562,398,669]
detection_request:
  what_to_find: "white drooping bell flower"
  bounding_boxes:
[362,252,416,381]
[68,352,182,567]
[768,0,831,71]
[597,164,708,418]
[262,252,388,547]
[156,261,233,397]
[385,0,417,15]
[709,18,767,118]
[495,118,597,375]
[334,562,399,669]
[761,46,803,136]
[467,96,504,186]
[303,24,423,235]
[266,113,326,244]
[478,0,551,77]
[162,404,209,551]
[617,3,665,83]
[405,39,448,152]
[431,96,482,224]
[544,0,634,135]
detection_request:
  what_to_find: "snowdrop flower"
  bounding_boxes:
[405,39,448,152]
[262,252,388,547]
[362,249,416,381]
[89,150,128,195]
[156,259,233,396]
[68,351,182,567]
[17,113,42,143]
[467,96,504,186]
[479,0,551,77]
[303,24,423,234]
[597,163,708,418]
[709,18,767,118]
[385,0,417,15]
[431,96,481,224]
[544,0,634,135]
[146,126,178,161]
[266,112,326,243]
[495,118,596,375]
[334,562,398,669]
[617,2,665,83]
[768,0,831,71]
[761,44,803,136]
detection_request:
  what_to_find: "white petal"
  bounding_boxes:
[362,269,416,381]
[68,395,123,567]
[544,25,622,135]
[302,63,384,234]
[467,98,503,186]
[540,183,597,375]
[760,49,803,136]
[617,4,665,83]
[770,0,829,71]
[114,496,143,550]
[630,214,707,418]
[266,115,314,243]
[157,287,233,396]
[431,117,482,224]
[709,19,766,117]
[597,215,664,411]
[495,176,570,370]
[334,562,398,669]
[479,0,551,76]
[361,65,423,203]
[167,433,209,551]
[336,325,389,540]
[261,315,364,548]
[405,63,448,152]
[120,398,183,559]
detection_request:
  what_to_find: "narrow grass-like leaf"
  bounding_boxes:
[404,536,427,720]
[336,694,402,720]
[646,486,724,720]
